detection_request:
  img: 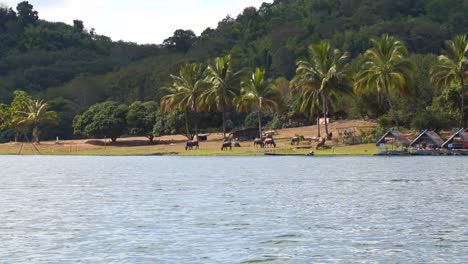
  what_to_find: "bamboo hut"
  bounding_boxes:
[375,130,410,155]
[441,129,468,149]
[409,130,444,155]
[410,130,445,149]
[229,127,259,141]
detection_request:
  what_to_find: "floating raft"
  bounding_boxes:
[374,151,410,156]
[264,152,314,157]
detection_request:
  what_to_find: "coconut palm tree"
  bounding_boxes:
[354,34,413,128]
[292,84,322,138]
[431,35,468,128]
[237,68,282,138]
[292,40,349,137]
[18,99,58,143]
[200,55,243,138]
[160,63,207,139]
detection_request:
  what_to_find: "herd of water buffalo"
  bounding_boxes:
[184,133,330,151]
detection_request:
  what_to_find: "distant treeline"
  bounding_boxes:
[0,0,467,142]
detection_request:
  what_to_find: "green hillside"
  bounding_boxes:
[0,0,467,141]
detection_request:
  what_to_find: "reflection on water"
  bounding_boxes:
[0,156,467,263]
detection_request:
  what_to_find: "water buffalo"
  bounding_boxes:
[233,138,241,147]
[185,140,199,150]
[316,138,326,149]
[264,138,276,148]
[221,140,232,151]
[290,135,304,145]
[254,138,265,148]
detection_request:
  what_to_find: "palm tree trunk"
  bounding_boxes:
[33,124,39,144]
[321,92,330,138]
[222,110,227,139]
[14,132,18,143]
[258,110,262,138]
[385,86,399,129]
[316,108,321,138]
[386,98,399,129]
[461,77,465,128]
[185,110,190,140]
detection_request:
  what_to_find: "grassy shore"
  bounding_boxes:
[0,141,378,156]
[0,120,379,156]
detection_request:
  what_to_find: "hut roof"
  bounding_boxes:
[375,130,410,146]
[409,130,445,147]
[442,128,468,148]
[229,127,259,140]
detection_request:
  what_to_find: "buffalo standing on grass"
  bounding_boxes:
[264,138,276,148]
[254,138,265,148]
[221,140,232,151]
[185,140,199,150]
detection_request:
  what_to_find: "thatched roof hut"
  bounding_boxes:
[375,130,410,147]
[442,128,468,149]
[409,130,445,149]
[230,127,259,141]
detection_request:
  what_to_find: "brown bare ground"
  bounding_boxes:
[0,119,378,155]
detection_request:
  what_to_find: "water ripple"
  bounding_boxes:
[0,156,466,263]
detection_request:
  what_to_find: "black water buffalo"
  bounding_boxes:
[290,135,303,145]
[221,140,232,151]
[185,140,199,150]
[264,138,276,148]
[316,138,326,149]
[254,138,265,148]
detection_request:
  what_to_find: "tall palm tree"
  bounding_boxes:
[18,99,58,143]
[237,68,281,138]
[292,84,322,137]
[354,34,413,128]
[161,63,207,139]
[292,40,349,137]
[431,35,468,128]
[201,55,243,138]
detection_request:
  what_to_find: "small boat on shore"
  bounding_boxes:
[264,152,314,157]
[374,150,410,156]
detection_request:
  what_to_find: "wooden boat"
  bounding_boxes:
[264,152,314,157]
[374,150,410,156]
[410,150,441,156]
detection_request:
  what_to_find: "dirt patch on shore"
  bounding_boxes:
[0,119,378,155]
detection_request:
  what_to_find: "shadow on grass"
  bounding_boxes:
[85,139,186,147]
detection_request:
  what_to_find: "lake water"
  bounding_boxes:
[0,156,466,263]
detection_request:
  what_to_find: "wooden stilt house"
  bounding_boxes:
[375,130,410,155]
[410,130,445,149]
[442,129,468,149]
[409,130,445,155]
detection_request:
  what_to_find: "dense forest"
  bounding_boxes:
[0,0,467,142]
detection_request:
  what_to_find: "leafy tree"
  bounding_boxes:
[16,1,38,26]
[163,29,197,53]
[73,101,127,142]
[431,35,468,127]
[152,109,186,137]
[126,101,158,142]
[73,20,84,33]
[237,68,281,138]
[7,90,33,142]
[354,34,413,128]
[18,99,58,143]
[201,55,242,138]
[0,103,7,128]
[292,40,349,137]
